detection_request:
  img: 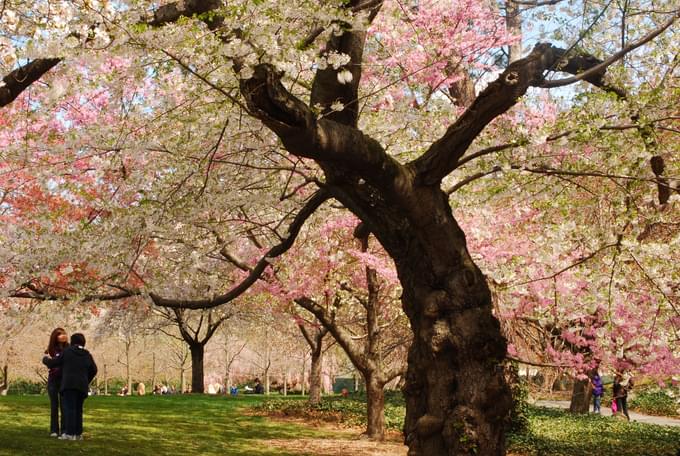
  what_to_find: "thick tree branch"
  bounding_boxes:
[540,11,679,89]
[0,59,61,107]
[309,0,384,127]
[240,64,404,189]
[147,0,224,28]
[412,43,565,184]
[0,0,225,109]
[412,21,675,185]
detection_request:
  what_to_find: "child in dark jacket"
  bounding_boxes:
[43,333,97,440]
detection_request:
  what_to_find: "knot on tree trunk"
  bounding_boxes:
[428,319,454,353]
[415,414,444,437]
[423,290,449,318]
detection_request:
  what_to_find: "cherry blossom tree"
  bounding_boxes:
[1,1,678,454]
[265,213,409,439]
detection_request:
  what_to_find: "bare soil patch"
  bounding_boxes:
[263,415,406,456]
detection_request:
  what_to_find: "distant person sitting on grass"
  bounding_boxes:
[43,333,98,441]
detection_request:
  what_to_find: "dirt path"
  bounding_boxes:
[262,417,407,456]
[535,400,680,426]
[265,436,407,456]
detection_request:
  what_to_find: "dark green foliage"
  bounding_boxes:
[630,388,680,418]
[508,406,680,456]
[507,363,530,432]
[254,391,405,430]
[7,379,44,395]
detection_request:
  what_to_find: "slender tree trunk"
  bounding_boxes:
[190,343,205,393]
[151,353,156,390]
[283,371,288,396]
[265,345,271,395]
[125,343,132,395]
[301,357,306,396]
[308,349,323,405]
[365,375,386,441]
[180,367,186,393]
[569,378,592,414]
[103,364,108,395]
[0,364,8,395]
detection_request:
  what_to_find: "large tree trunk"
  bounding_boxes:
[366,375,386,440]
[359,188,512,455]
[309,349,323,405]
[190,343,205,394]
[569,378,592,414]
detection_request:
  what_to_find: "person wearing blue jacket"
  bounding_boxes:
[43,333,97,441]
[591,369,604,414]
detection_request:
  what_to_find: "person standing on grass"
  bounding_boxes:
[43,333,98,440]
[45,328,69,437]
[591,369,604,414]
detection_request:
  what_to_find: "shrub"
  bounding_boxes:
[629,387,680,417]
[7,379,45,395]
[253,392,405,430]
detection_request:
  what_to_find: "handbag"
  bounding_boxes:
[611,400,618,413]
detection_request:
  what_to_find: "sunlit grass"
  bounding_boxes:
[0,394,339,456]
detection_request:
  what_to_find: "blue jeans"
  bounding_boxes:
[592,394,602,413]
[62,389,87,436]
[47,381,64,434]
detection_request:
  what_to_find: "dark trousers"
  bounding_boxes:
[616,396,629,419]
[62,389,87,436]
[47,381,65,434]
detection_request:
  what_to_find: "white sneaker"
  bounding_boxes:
[50,433,58,437]
[58,434,74,440]
[74,435,84,441]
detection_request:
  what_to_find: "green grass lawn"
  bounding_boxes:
[2,394,680,456]
[0,394,340,456]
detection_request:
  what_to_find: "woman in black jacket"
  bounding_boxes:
[45,328,69,437]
